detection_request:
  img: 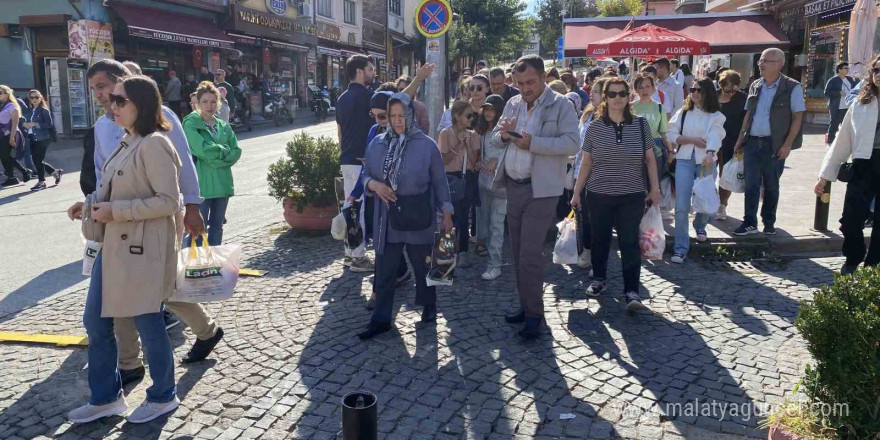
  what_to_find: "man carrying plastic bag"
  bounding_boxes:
[719,154,745,193]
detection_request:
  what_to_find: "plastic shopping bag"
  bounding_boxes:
[331,212,346,240]
[553,211,579,265]
[659,176,674,212]
[171,234,242,303]
[692,171,721,215]
[82,240,102,276]
[719,155,745,193]
[639,205,665,260]
[426,230,457,286]
[342,200,363,249]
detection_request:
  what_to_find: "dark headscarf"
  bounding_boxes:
[382,93,422,190]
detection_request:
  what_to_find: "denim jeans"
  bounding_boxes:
[477,190,507,269]
[83,253,176,405]
[15,138,36,173]
[743,137,785,228]
[199,197,230,246]
[674,153,716,256]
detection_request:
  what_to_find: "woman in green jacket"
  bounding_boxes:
[183,81,241,246]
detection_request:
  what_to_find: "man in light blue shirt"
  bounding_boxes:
[85,60,224,386]
[747,75,807,137]
[844,79,863,107]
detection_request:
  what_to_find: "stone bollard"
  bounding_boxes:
[341,391,377,440]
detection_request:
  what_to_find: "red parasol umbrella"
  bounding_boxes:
[584,24,710,57]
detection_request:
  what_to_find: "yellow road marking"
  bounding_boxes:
[0,332,89,347]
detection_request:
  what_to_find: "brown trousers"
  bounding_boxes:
[115,209,218,369]
[505,179,558,319]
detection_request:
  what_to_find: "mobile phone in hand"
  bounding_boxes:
[507,131,523,139]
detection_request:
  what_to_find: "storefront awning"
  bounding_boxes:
[563,12,790,56]
[367,50,386,60]
[227,33,309,52]
[111,3,234,50]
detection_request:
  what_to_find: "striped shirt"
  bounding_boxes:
[582,115,653,196]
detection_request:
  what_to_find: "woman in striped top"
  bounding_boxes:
[571,77,660,311]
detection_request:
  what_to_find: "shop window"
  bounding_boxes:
[317,0,332,18]
[389,0,401,16]
[344,0,356,25]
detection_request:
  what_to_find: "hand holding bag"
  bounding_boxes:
[171,234,242,303]
[81,192,106,242]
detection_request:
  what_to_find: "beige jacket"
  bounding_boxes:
[94,132,181,318]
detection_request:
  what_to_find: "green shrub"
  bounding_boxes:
[796,267,880,438]
[267,132,340,213]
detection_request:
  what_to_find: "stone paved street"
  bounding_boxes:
[0,224,841,439]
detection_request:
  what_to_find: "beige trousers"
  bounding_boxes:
[115,209,219,370]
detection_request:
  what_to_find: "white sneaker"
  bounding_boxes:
[481,267,501,280]
[127,396,180,424]
[577,249,592,268]
[670,253,685,264]
[68,396,129,424]
[716,205,727,220]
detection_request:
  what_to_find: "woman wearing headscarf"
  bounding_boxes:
[358,93,454,340]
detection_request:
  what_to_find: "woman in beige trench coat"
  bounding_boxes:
[66,76,182,424]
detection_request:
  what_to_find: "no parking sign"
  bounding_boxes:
[415,0,452,38]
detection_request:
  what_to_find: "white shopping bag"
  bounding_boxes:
[171,234,242,303]
[331,211,346,240]
[692,170,721,215]
[553,211,579,265]
[659,176,674,212]
[82,240,102,276]
[639,206,665,260]
[719,155,745,193]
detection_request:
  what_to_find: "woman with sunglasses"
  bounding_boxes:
[667,78,726,264]
[0,85,32,187]
[816,54,880,275]
[182,81,242,246]
[716,70,747,219]
[438,100,481,267]
[437,74,489,132]
[475,94,506,280]
[570,77,660,310]
[23,90,62,190]
[66,76,181,424]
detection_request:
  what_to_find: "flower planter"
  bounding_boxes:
[283,198,337,231]
[768,426,804,440]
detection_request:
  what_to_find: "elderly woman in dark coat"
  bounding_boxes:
[358,92,454,340]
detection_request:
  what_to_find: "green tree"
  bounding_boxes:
[535,0,597,59]
[595,0,644,17]
[447,0,530,63]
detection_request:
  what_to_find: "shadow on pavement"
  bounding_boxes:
[0,260,85,323]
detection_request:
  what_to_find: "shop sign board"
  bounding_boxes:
[68,20,115,65]
[804,0,856,16]
[233,6,316,45]
[266,0,287,15]
[317,22,342,42]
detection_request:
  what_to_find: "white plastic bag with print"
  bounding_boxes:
[719,155,745,193]
[552,211,579,265]
[171,234,242,303]
[82,240,102,276]
[639,205,665,260]
[692,171,721,215]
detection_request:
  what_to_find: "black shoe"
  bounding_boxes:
[518,317,541,340]
[840,264,859,275]
[21,172,31,183]
[164,311,180,330]
[504,311,525,324]
[1,178,20,187]
[421,304,437,323]
[763,225,777,235]
[53,169,63,186]
[586,280,607,297]
[30,181,46,191]
[182,327,224,364]
[357,322,392,340]
[733,223,759,236]
[120,366,145,386]
[625,291,647,312]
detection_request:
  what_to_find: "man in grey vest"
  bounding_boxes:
[733,48,805,236]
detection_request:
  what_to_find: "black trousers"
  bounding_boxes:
[0,136,28,180]
[841,149,880,267]
[29,140,56,181]
[371,242,434,324]
[578,188,592,250]
[452,175,478,253]
[588,191,644,293]
[827,107,848,145]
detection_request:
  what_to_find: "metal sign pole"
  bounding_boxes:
[425,37,446,140]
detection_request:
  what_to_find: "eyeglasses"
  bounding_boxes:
[109,93,131,107]
[689,88,702,94]
[370,111,387,121]
[468,85,485,92]
[604,91,628,99]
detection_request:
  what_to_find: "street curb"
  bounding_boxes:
[684,234,849,256]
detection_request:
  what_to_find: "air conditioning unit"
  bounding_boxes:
[298,2,313,17]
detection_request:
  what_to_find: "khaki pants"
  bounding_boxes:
[115,208,218,370]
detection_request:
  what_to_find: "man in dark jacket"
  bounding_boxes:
[80,127,96,196]
[488,67,519,106]
[823,61,858,145]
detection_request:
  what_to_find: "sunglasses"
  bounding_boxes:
[370,111,387,121]
[689,87,702,93]
[604,91,628,99]
[29,96,41,100]
[109,93,131,107]
[873,67,880,74]
[468,85,485,92]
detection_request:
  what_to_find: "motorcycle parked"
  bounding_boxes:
[263,92,293,126]
[308,85,334,122]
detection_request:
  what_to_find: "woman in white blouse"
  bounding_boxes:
[667,77,726,263]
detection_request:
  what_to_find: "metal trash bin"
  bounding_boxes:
[341,391,377,440]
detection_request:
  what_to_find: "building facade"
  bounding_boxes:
[314,0,364,89]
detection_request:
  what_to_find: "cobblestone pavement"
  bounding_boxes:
[0,225,840,440]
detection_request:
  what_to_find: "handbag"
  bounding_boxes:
[446,134,469,202]
[81,192,106,242]
[388,189,433,231]
[837,162,854,183]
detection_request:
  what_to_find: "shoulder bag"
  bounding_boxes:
[81,192,106,242]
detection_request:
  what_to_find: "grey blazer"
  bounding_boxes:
[489,86,581,198]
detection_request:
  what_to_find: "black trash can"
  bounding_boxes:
[341,391,377,440]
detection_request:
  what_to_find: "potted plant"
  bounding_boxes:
[763,267,880,440]
[268,132,340,231]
